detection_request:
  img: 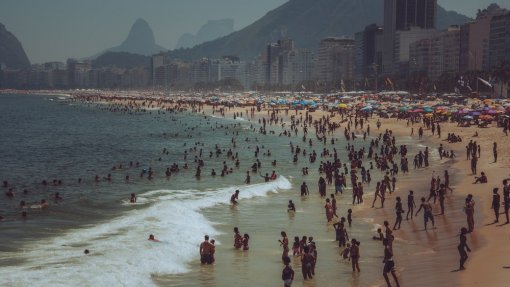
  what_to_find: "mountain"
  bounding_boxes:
[95,18,167,58]
[175,19,235,49]
[168,0,471,61]
[436,6,472,29]
[92,51,150,69]
[0,22,30,69]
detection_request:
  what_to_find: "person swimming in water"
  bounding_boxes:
[148,234,160,242]
[130,193,137,203]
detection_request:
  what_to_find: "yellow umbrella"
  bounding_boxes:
[338,103,347,109]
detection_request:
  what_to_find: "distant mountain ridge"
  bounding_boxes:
[176,19,235,49]
[168,0,472,61]
[0,22,30,69]
[93,18,167,58]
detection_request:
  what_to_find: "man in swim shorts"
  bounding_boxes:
[200,235,214,264]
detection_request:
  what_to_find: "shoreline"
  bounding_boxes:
[2,90,509,286]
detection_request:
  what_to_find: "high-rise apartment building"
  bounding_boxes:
[459,4,507,72]
[355,24,384,81]
[315,37,354,83]
[266,39,294,85]
[489,12,510,69]
[383,0,437,74]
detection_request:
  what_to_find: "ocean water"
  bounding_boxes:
[0,94,445,287]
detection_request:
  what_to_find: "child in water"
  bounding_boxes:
[292,237,300,256]
[342,243,351,260]
[243,234,250,251]
[282,256,294,287]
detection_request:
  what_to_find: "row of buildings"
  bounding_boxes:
[356,1,509,83]
[151,37,353,90]
[0,60,151,89]
[1,1,508,92]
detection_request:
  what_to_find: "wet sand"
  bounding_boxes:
[15,90,510,286]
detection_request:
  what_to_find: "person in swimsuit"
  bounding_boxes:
[465,194,475,232]
[242,234,250,251]
[234,227,243,249]
[382,238,400,287]
[287,200,296,212]
[292,236,300,256]
[279,231,290,260]
[148,234,160,242]
[301,245,314,280]
[415,197,435,230]
[200,235,214,264]
[350,239,361,272]
[282,256,294,287]
[300,182,309,196]
[130,193,137,203]
[230,190,240,205]
[503,180,510,224]
[393,197,404,230]
[458,227,471,270]
[406,190,416,220]
[491,188,501,223]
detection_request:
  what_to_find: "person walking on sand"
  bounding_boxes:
[458,227,471,270]
[503,179,510,224]
[415,197,435,230]
[491,188,501,223]
[393,197,404,230]
[493,142,498,163]
[382,238,400,287]
[465,194,475,232]
[406,190,416,220]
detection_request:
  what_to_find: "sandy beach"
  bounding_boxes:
[69,90,510,286]
[2,89,510,287]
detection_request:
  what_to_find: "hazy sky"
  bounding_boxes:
[0,0,507,63]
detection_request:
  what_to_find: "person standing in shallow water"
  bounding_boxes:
[279,231,289,261]
[233,227,243,249]
[458,227,471,270]
[350,239,361,272]
[301,245,314,280]
[415,197,435,230]
[382,238,400,287]
[282,256,294,287]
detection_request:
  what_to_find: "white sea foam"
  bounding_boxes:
[0,176,291,287]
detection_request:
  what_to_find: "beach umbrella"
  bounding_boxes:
[470,111,481,116]
[463,115,473,120]
[338,103,348,109]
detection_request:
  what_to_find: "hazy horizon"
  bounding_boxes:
[0,0,507,64]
